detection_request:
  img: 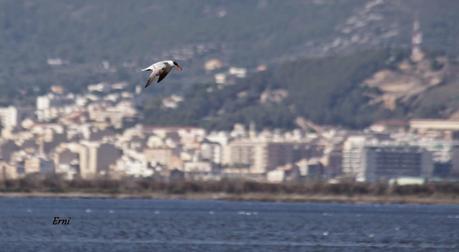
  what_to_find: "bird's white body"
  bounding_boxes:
[141,60,182,88]
[142,60,174,72]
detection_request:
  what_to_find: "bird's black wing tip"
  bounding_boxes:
[157,71,169,83]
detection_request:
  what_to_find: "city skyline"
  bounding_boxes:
[1,81,459,185]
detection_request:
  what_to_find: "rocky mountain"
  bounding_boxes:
[142,47,459,130]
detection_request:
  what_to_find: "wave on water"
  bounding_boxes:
[0,238,456,249]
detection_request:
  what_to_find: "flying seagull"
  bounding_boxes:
[141,60,182,88]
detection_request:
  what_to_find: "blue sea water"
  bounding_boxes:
[0,198,457,251]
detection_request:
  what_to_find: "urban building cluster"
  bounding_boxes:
[0,83,459,184]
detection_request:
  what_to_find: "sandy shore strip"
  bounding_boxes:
[0,192,458,205]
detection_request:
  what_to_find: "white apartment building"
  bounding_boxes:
[342,136,366,181]
[0,106,18,128]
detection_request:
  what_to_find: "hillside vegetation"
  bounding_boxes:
[144,47,459,129]
[143,49,406,129]
[2,1,459,102]
[0,0,363,104]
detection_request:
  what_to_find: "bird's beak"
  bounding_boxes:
[176,65,183,71]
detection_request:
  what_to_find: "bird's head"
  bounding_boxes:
[173,61,183,71]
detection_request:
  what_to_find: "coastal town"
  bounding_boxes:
[0,14,458,186]
[0,79,458,185]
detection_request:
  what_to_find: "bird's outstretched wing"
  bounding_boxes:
[157,70,170,83]
[145,71,157,88]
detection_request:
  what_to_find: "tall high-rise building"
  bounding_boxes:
[342,136,366,181]
[79,142,122,179]
[363,145,433,182]
[24,157,55,175]
[225,140,258,169]
[342,135,434,182]
[0,161,17,180]
[224,140,298,174]
[266,143,295,171]
[0,106,18,128]
[200,141,222,164]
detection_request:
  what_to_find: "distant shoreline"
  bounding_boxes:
[0,192,458,205]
